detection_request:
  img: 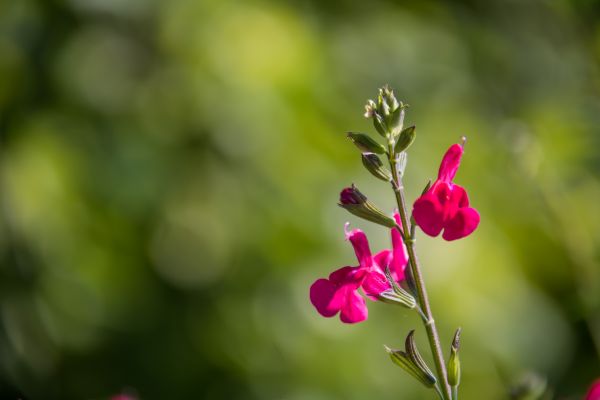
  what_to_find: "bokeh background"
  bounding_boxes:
[1,0,600,398]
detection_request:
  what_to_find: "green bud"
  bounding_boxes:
[347,132,386,154]
[364,86,407,138]
[447,328,462,387]
[372,112,388,137]
[361,153,392,182]
[394,125,416,154]
[339,185,396,228]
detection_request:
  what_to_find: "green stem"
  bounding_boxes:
[452,385,458,400]
[387,145,453,400]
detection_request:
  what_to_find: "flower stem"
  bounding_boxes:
[387,146,453,400]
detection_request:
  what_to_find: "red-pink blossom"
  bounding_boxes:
[586,379,600,400]
[412,143,480,241]
[309,214,408,323]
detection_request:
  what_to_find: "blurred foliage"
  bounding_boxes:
[0,0,600,398]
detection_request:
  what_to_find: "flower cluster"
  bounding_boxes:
[412,141,480,241]
[309,212,408,323]
[310,140,479,323]
[308,87,479,400]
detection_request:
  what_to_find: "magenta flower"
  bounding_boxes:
[309,214,408,323]
[586,379,600,400]
[412,142,480,241]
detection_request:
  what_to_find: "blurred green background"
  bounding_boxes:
[1,0,600,398]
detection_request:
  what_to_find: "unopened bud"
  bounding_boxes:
[339,185,367,205]
[361,153,392,182]
[447,328,462,387]
[347,132,386,154]
[338,185,396,228]
[364,86,407,138]
[394,125,416,154]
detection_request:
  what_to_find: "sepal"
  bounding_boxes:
[361,153,392,182]
[385,343,437,388]
[379,266,415,309]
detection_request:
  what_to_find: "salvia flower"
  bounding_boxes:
[309,215,408,323]
[412,141,480,241]
[586,379,600,400]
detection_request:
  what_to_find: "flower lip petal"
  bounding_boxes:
[339,289,368,323]
[412,191,445,237]
[310,278,343,317]
[442,207,480,241]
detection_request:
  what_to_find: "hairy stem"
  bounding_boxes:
[387,145,453,400]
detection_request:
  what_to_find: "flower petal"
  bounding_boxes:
[310,278,343,317]
[391,212,408,279]
[344,223,373,269]
[339,289,368,323]
[438,143,463,182]
[412,190,445,237]
[329,265,364,286]
[442,206,480,241]
[362,269,390,300]
[586,379,600,400]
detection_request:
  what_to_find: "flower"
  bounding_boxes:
[586,379,600,400]
[309,215,408,323]
[412,142,480,241]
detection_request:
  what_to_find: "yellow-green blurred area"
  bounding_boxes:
[1,0,600,398]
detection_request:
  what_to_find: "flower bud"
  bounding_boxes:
[347,132,386,154]
[364,86,406,138]
[361,153,392,182]
[338,185,396,228]
[447,328,461,387]
[394,125,416,154]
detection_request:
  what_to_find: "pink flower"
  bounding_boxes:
[586,379,600,400]
[309,214,408,323]
[412,142,480,241]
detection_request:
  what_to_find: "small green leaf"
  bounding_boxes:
[347,132,386,154]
